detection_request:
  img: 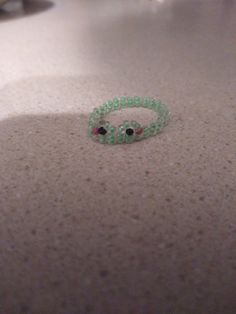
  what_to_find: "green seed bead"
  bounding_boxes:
[88,119,95,126]
[113,98,120,109]
[89,112,96,118]
[127,137,135,144]
[93,108,100,114]
[143,97,150,108]
[108,137,116,144]
[118,125,126,134]
[88,125,93,135]
[147,99,152,108]
[131,121,140,129]
[109,126,116,133]
[157,116,165,124]
[98,135,106,144]
[155,123,161,133]
[104,105,110,113]
[123,120,130,128]
[134,96,142,107]
[143,127,151,138]
[154,100,161,110]
[127,97,134,107]
[158,113,166,123]
[161,104,168,114]
[147,99,153,108]
[118,134,125,143]
[120,97,127,107]
[149,123,157,135]
[106,101,113,111]
[151,99,157,109]
[89,114,97,121]
[104,102,112,111]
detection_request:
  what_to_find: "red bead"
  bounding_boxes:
[93,128,99,135]
[135,128,143,135]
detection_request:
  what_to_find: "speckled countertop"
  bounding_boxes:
[0,0,236,313]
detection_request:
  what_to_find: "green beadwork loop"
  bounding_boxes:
[88,96,170,144]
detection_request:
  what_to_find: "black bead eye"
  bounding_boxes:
[98,127,107,135]
[126,128,134,136]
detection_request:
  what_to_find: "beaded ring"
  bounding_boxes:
[88,96,170,144]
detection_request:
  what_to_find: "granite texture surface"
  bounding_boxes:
[0,0,236,313]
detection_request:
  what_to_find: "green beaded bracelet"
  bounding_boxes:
[88,96,170,144]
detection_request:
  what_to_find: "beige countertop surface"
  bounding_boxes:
[0,0,236,313]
